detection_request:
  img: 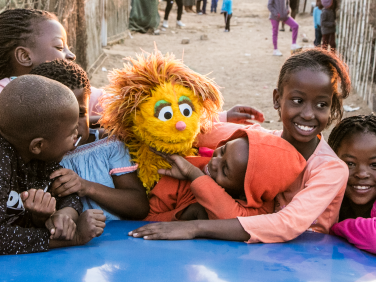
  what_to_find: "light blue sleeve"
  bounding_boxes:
[108,140,137,176]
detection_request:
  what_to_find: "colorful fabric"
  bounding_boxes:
[271,17,299,49]
[221,0,233,14]
[146,129,306,221]
[60,137,137,220]
[196,122,348,243]
[313,6,322,29]
[330,200,376,254]
[268,0,290,21]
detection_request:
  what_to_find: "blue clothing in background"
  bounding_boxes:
[221,0,232,14]
[313,6,322,29]
[60,137,137,221]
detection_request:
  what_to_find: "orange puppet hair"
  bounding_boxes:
[99,47,223,143]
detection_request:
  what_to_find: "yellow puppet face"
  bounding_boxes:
[133,82,202,154]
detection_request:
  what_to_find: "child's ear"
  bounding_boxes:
[273,89,281,110]
[29,138,45,155]
[14,46,33,67]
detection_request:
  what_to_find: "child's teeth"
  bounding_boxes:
[354,186,370,190]
[295,123,314,131]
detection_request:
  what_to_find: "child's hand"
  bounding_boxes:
[73,210,106,245]
[45,209,76,240]
[150,148,204,181]
[179,203,209,220]
[226,105,265,124]
[50,168,90,197]
[129,221,198,240]
[21,189,56,224]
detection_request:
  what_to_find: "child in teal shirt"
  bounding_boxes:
[313,0,323,46]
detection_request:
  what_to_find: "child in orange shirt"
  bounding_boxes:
[145,129,306,221]
[130,48,351,243]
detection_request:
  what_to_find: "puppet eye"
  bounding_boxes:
[179,103,193,117]
[157,105,173,121]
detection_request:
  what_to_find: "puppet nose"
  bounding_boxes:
[175,121,186,131]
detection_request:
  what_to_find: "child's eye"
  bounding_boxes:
[56,46,64,51]
[292,99,302,104]
[346,162,355,168]
[371,163,376,169]
[317,102,327,108]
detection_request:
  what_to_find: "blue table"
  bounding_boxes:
[2,220,376,282]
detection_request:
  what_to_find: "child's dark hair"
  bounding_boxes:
[0,9,58,80]
[277,48,351,127]
[328,114,376,153]
[30,59,90,97]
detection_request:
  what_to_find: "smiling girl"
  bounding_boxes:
[328,115,376,254]
[129,48,352,243]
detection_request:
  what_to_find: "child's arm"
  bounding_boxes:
[129,219,250,241]
[190,176,273,219]
[50,169,149,220]
[330,217,376,254]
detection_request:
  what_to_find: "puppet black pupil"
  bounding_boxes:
[183,109,190,116]
[164,112,172,119]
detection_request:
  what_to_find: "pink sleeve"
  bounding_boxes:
[191,176,271,219]
[89,87,104,116]
[0,78,11,93]
[331,217,376,254]
[237,159,348,243]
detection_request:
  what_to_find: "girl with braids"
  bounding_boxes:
[129,48,351,244]
[328,114,376,254]
[0,8,102,123]
[29,59,149,221]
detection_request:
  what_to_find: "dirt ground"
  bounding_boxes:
[90,0,372,136]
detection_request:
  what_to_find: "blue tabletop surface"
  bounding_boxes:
[1,220,376,282]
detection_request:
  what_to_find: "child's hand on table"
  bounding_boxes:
[226,105,265,124]
[50,168,90,197]
[21,189,56,226]
[73,210,106,245]
[45,208,77,240]
[129,221,199,240]
[150,148,204,182]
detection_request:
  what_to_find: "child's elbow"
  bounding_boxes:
[132,201,150,220]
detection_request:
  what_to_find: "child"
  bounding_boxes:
[145,129,306,221]
[313,0,323,46]
[0,75,105,255]
[129,48,351,243]
[211,0,218,13]
[221,0,232,32]
[162,0,185,28]
[320,0,336,51]
[0,9,103,120]
[29,60,149,221]
[268,0,301,56]
[328,115,376,254]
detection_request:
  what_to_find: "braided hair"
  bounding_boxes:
[30,59,90,97]
[277,48,351,127]
[328,114,376,153]
[0,8,57,80]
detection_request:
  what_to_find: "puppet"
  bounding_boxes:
[100,49,223,192]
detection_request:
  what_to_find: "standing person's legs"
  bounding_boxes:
[329,33,336,51]
[283,17,299,44]
[225,13,232,31]
[164,0,174,20]
[196,0,202,13]
[176,0,183,20]
[202,0,207,14]
[314,26,322,46]
[322,33,329,50]
[270,19,279,50]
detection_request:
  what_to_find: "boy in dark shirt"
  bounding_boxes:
[0,75,105,255]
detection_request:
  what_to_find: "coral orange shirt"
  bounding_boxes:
[196,122,348,243]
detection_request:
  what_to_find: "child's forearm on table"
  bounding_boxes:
[194,218,250,241]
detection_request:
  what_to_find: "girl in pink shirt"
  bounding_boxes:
[328,115,376,254]
[130,48,352,243]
